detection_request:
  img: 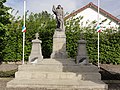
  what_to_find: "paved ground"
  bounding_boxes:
[0,64,120,90]
[100,64,120,80]
[0,64,18,71]
[100,64,120,74]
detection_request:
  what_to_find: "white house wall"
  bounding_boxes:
[74,8,119,29]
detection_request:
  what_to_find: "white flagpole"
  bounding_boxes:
[97,0,100,68]
[22,0,26,64]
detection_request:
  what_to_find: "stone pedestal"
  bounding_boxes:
[7,59,108,90]
[76,40,89,64]
[51,29,67,59]
[29,33,43,64]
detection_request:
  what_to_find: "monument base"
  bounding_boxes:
[7,59,108,90]
[29,33,43,64]
[76,40,89,65]
[51,51,68,59]
[76,56,89,65]
[51,29,67,59]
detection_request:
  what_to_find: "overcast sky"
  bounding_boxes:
[5,0,120,18]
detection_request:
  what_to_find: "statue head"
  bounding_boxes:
[57,5,61,9]
[35,33,39,39]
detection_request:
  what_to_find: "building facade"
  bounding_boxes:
[65,2,120,30]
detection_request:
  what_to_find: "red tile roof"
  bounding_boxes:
[65,2,120,23]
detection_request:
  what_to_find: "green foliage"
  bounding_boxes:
[1,5,120,64]
[0,69,17,78]
[25,11,56,59]
[65,17,82,58]
[3,20,23,62]
[3,11,56,61]
[65,17,120,64]
[99,31,120,64]
[0,0,11,61]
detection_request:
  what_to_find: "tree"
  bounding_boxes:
[0,0,11,62]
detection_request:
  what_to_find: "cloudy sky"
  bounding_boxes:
[5,0,120,18]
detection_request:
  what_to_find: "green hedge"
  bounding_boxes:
[2,13,120,64]
[65,17,120,64]
[0,69,17,78]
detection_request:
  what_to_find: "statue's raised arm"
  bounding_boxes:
[52,5,56,15]
[52,5,65,31]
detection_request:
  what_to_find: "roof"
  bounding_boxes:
[65,2,120,23]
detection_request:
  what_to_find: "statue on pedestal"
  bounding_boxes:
[51,5,67,59]
[52,5,65,31]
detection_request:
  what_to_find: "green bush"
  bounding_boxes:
[3,11,56,61]
[1,11,120,64]
[65,17,120,64]
[0,69,17,78]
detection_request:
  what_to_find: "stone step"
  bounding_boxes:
[7,79,108,90]
[18,64,99,72]
[81,72,101,80]
[15,71,101,80]
[38,59,75,65]
[15,71,82,80]
[18,64,62,72]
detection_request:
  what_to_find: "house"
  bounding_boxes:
[65,2,120,30]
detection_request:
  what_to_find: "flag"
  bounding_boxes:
[22,26,26,32]
[96,25,102,32]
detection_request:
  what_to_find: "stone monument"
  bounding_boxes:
[7,5,108,90]
[51,5,67,59]
[76,33,89,64]
[29,33,43,64]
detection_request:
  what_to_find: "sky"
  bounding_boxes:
[4,0,120,18]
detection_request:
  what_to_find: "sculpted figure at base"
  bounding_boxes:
[52,5,65,30]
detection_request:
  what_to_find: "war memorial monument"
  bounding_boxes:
[7,5,108,90]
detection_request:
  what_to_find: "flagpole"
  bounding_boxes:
[97,0,100,68]
[23,0,26,64]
